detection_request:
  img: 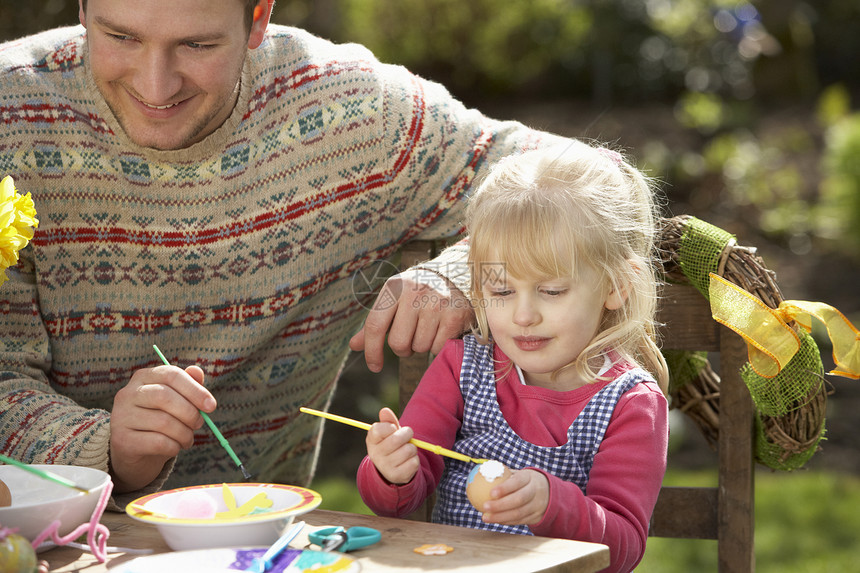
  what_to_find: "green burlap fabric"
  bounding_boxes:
[666,217,825,470]
[677,217,734,298]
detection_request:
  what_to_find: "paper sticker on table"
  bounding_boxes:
[111,547,359,573]
[413,543,454,556]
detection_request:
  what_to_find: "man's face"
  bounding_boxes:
[80,0,266,150]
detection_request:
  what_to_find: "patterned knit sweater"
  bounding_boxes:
[0,24,564,498]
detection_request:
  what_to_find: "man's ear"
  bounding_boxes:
[247,0,273,49]
[78,0,86,28]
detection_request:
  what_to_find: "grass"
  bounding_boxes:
[638,469,860,572]
[311,475,373,515]
[311,469,860,572]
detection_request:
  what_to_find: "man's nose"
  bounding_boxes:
[134,48,182,104]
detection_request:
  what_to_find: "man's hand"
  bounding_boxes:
[349,268,474,372]
[109,364,215,493]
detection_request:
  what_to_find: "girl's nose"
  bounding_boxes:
[512,296,540,326]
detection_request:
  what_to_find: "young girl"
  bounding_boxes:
[356,142,670,573]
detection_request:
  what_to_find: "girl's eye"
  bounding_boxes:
[489,289,513,297]
[541,288,567,297]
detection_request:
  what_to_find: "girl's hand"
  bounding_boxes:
[366,407,420,485]
[480,469,550,526]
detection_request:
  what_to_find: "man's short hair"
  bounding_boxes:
[80,0,262,32]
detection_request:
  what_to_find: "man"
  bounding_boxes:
[0,0,566,501]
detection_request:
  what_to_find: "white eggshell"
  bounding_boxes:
[465,460,512,511]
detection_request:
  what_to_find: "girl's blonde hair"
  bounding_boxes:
[466,141,669,394]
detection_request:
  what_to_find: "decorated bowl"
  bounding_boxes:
[126,483,322,551]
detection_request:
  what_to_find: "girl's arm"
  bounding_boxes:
[356,339,466,517]
[529,384,668,573]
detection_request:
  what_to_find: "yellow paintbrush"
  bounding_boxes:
[300,407,487,464]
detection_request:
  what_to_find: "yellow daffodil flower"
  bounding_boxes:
[0,175,39,285]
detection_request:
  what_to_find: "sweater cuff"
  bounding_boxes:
[357,456,424,517]
[70,414,111,472]
[105,419,177,511]
[110,457,176,512]
[410,238,472,297]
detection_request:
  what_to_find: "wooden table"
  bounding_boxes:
[42,509,610,572]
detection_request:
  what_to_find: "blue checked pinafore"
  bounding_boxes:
[431,335,650,534]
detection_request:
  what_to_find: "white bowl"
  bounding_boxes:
[127,483,322,551]
[0,464,111,542]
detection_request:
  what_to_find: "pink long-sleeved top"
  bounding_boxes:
[357,338,669,573]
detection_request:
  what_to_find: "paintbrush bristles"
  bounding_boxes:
[240,464,253,482]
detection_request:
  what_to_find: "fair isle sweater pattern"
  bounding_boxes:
[0,25,563,494]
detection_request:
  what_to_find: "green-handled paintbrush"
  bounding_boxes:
[152,345,253,481]
[0,453,90,493]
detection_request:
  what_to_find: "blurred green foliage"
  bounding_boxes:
[819,106,860,255]
[295,0,858,261]
[337,0,595,96]
[331,0,765,102]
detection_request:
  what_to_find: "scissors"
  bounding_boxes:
[307,526,381,552]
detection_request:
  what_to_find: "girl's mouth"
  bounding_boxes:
[513,336,550,351]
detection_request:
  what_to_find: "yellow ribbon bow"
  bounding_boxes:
[708,273,860,380]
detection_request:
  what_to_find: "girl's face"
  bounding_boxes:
[480,259,623,391]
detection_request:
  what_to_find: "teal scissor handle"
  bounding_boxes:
[308,526,381,552]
